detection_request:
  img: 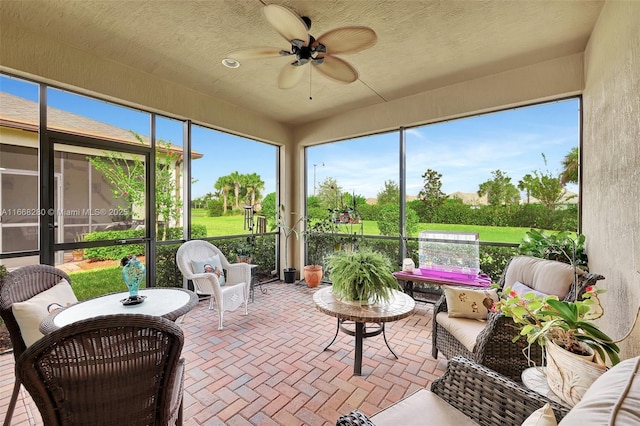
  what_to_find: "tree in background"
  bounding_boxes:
[316,177,342,211]
[377,204,419,237]
[87,132,182,240]
[518,173,536,204]
[377,180,400,206]
[155,141,183,240]
[526,154,567,211]
[261,192,277,230]
[214,176,232,213]
[244,172,265,207]
[418,169,447,211]
[560,146,579,185]
[477,169,520,206]
[228,171,244,210]
[88,151,143,216]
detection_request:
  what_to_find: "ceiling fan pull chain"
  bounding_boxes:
[309,68,313,100]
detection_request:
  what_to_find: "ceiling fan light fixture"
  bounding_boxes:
[222,58,240,69]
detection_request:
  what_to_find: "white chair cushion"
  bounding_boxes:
[435,312,487,353]
[370,389,479,425]
[559,356,640,425]
[503,256,580,298]
[13,279,78,347]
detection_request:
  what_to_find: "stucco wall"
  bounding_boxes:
[582,0,640,358]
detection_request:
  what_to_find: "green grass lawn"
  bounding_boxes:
[69,266,142,301]
[191,209,531,243]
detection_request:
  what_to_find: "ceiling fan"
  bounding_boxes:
[225,4,377,89]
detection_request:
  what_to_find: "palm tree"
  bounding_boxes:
[518,173,536,204]
[560,147,579,185]
[244,172,265,207]
[214,176,232,213]
[228,171,243,210]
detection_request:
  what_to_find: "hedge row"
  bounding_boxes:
[83,225,207,260]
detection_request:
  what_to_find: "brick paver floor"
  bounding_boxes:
[1,281,447,425]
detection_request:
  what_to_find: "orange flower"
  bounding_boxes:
[585,286,594,293]
[509,290,517,298]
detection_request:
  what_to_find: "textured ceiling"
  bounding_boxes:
[0,0,604,126]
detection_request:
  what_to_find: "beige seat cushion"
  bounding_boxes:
[503,256,581,298]
[559,356,640,425]
[370,389,479,425]
[522,403,557,426]
[435,312,487,353]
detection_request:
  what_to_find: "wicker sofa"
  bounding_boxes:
[432,256,605,382]
[337,355,640,426]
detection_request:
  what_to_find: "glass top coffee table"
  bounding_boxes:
[313,286,415,375]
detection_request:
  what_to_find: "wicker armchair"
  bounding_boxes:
[16,314,185,426]
[337,356,570,426]
[0,264,71,426]
[176,240,252,330]
[432,256,605,382]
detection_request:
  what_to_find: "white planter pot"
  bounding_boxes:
[545,339,606,407]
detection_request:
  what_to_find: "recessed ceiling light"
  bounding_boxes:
[222,58,240,69]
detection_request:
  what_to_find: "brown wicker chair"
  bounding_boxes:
[16,314,185,426]
[337,356,570,426]
[0,264,71,426]
[432,256,605,382]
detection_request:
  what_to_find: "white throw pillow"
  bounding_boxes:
[443,286,498,319]
[191,255,226,286]
[522,403,557,426]
[12,279,78,347]
[511,281,550,298]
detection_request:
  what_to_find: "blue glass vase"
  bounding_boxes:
[122,256,145,299]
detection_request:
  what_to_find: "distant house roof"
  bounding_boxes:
[449,192,489,205]
[0,92,202,159]
[527,190,578,205]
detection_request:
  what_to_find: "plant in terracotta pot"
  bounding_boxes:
[234,236,254,264]
[303,217,339,287]
[326,248,401,304]
[494,286,620,405]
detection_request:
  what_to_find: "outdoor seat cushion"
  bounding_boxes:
[370,389,479,425]
[558,356,640,425]
[503,256,581,298]
[435,312,487,353]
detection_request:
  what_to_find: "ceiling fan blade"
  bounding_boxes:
[226,48,283,61]
[263,4,310,46]
[314,26,377,54]
[314,56,358,83]
[278,63,306,89]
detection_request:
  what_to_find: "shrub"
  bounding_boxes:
[207,199,224,217]
[84,225,207,261]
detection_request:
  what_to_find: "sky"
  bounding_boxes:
[307,99,579,199]
[1,74,578,201]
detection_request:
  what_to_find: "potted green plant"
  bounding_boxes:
[494,286,620,405]
[234,236,254,264]
[326,248,401,304]
[303,217,339,287]
[518,229,588,270]
[276,205,305,283]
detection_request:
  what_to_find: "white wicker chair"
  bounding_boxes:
[176,240,251,330]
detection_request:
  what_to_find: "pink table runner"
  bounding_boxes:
[393,267,492,288]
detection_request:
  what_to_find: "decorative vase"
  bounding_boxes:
[122,256,146,299]
[402,258,415,273]
[545,339,606,407]
[304,265,323,287]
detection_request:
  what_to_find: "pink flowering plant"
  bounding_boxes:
[493,285,620,366]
